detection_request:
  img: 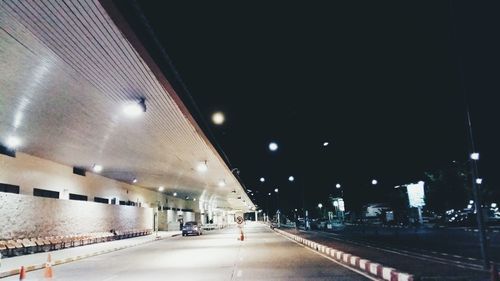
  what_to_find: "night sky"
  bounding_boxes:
[114,1,500,213]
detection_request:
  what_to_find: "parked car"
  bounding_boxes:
[182,221,202,236]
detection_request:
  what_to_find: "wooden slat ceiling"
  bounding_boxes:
[0,0,253,210]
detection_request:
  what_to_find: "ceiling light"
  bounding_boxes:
[196,161,208,173]
[336,183,341,188]
[476,178,483,184]
[158,186,164,192]
[274,188,279,193]
[92,164,103,173]
[260,177,265,182]
[323,142,329,147]
[371,179,378,185]
[218,180,226,187]
[5,136,21,149]
[123,98,146,117]
[288,176,294,182]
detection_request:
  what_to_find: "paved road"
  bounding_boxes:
[5,223,372,281]
[282,227,491,280]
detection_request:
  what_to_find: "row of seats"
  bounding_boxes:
[0,229,152,257]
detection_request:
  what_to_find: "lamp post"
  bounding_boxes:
[275,188,280,227]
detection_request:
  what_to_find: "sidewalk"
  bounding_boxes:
[0,231,180,278]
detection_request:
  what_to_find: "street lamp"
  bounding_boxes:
[260,177,265,182]
[269,142,278,152]
[371,179,378,185]
[336,183,341,188]
[323,142,329,147]
[318,203,323,208]
[288,176,295,182]
[470,152,480,160]
[274,188,279,193]
[476,178,483,184]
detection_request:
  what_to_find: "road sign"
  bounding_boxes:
[236,216,244,224]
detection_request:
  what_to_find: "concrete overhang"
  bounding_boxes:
[0,0,254,211]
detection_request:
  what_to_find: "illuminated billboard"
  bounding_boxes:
[407,181,425,207]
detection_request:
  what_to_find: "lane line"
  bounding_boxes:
[307,230,487,271]
[273,230,381,281]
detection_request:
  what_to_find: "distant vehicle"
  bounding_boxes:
[182,221,202,236]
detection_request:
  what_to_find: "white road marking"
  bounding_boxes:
[274,231,380,281]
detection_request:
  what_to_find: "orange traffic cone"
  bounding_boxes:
[19,266,27,280]
[44,253,53,279]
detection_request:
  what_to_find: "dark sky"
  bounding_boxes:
[114,1,500,213]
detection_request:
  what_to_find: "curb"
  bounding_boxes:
[0,232,180,278]
[273,228,414,281]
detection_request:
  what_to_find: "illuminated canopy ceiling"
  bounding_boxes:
[0,0,253,211]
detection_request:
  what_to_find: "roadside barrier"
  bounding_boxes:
[273,228,414,281]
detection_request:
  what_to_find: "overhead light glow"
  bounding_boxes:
[288,176,295,182]
[158,186,164,192]
[336,183,341,188]
[196,161,208,173]
[173,192,177,197]
[318,203,323,208]
[323,142,329,147]
[194,198,197,201]
[260,177,265,182]
[274,188,279,193]
[371,179,378,185]
[218,180,226,187]
[132,178,138,184]
[92,164,103,173]
[5,136,21,149]
[470,152,480,160]
[476,178,483,184]
[268,142,278,151]
[123,98,146,117]
[211,111,225,125]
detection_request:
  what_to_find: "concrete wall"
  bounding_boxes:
[0,152,201,238]
[158,209,195,231]
[0,192,153,240]
[0,152,196,210]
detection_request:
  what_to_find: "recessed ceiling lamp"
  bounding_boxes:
[123,98,146,117]
[92,164,103,173]
[5,136,21,149]
[196,161,208,173]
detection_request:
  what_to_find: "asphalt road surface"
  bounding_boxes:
[283,226,493,280]
[6,223,373,281]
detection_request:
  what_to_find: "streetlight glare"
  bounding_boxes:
[470,152,480,160]
[211,111,225,125]
[371,179,378,185]
[268,142,278,151]
[318,203,323,208]
[288,176,294,182]
[260,177,265,182]
[274,188,279,193]
[476,178,483,184]
[336,183,341,188]
[323,142,329,147]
